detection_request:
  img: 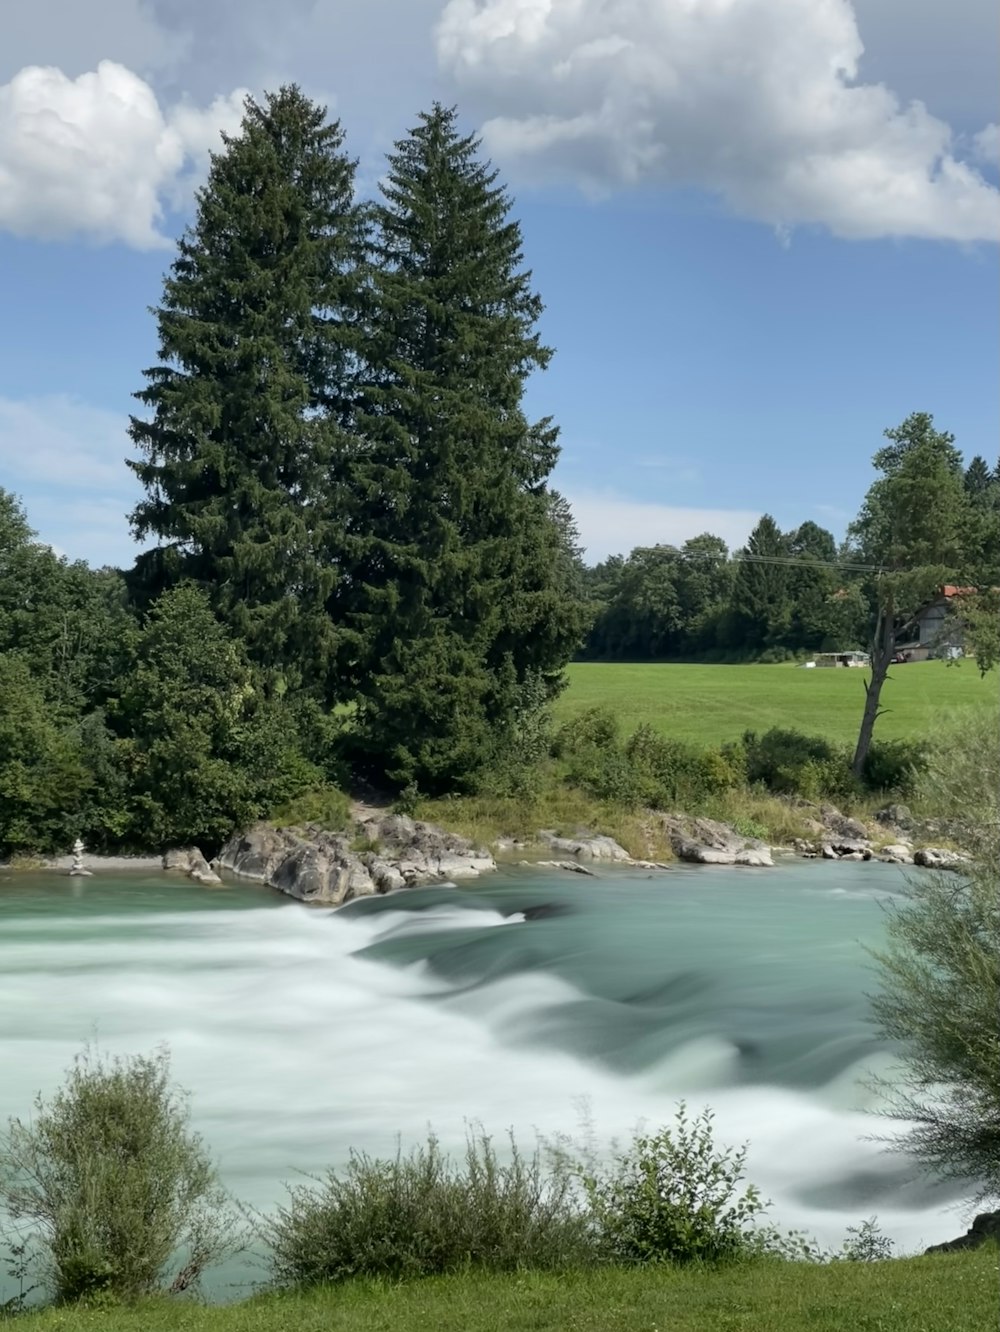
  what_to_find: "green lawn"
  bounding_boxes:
[17,1253,999,1332]
[556,660,995,748]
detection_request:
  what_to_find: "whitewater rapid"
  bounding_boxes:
[0,863,973,1297]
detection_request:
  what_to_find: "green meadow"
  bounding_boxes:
[16,1252,998,1332]
[556,660,995,748]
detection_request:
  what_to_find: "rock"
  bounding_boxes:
[659,815,773,868]
[837,817,870,841]
[880,844,914,865]
[534,859,598,876]
[925,1211,1000,1254]
[914,846,969,872]
[821,844,839,860]
[538,832,632,861]
[216,815,496,906]
[875,802,913,829]
[163,847,222,885]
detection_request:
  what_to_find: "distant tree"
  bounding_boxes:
[728,515,790,650]
[964,454,994,503]
[673,535,732,653]
[848,412,971,777]
[339,104,587,790]
[128,86,364,701]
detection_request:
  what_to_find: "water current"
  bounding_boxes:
[0,857,972,1298]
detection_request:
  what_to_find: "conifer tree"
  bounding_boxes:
[340,105,586,790]
[729,515,791,650]
[128,87,363,700]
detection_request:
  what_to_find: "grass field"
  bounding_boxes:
[16,1252,999,1332]
[556,660,996,748]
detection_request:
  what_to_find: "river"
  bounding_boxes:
[0,858,971,1299]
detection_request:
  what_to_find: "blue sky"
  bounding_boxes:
[1,0,997,567]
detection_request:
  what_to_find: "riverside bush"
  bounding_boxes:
[261,1131,591,1288]
[576,1104,767,1265]
[741,728,858,801]
[861,738,927,796]
[0,1049,236,1305]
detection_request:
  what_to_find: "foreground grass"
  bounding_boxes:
[17,1252,999,1332]
[558,660,994,748]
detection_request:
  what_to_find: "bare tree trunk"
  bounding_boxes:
[852,594,897,780]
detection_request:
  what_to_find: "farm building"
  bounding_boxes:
[897,585,974,661]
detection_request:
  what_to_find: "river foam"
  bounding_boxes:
[0,864,974,1297]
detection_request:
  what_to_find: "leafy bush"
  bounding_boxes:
[839,1217,894,1262]
[0,1048,236,1305]
[624,726,738,807]
[861,739,927,796]
[742,729,857,801]
[261,1130,590,1288]
[577,1104,768,1265]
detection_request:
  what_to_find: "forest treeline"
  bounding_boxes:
[1,88,998,857]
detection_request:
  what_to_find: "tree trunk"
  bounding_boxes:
[852,595,896,780]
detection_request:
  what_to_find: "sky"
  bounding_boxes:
[1,0,997,567]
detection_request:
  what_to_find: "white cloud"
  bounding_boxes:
[566,489,759,563]
[0,393,146,567]
[437,0,1000,243]
[0,61,247,247]
[972,123,999,169]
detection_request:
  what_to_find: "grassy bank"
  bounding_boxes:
[414,787,840,860]
[16,1251,999,1332]
[557,660,993,748]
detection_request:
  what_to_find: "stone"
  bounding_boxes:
[215,814,497,906]
[914,846,969,872]
[163,847,222,885]
[538,832,632,861]
[535,859,598,876]
[880,844,914,865]
[875,803,913,829]
[925,1211,1000,1255]
[659,814,773,868]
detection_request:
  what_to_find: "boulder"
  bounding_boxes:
[925,1211,1000,1255]
[880,844,914,865]
[914,846,969,872]
[875,802,913,829]
[659,815,773,868]
[163,847,222,885]
[538,832,632,861]
[215,815,496,906]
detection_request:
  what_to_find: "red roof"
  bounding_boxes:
[941,586,976,598]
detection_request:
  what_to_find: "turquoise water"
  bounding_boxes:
[0,858,969,1298]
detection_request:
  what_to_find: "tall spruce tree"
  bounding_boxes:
[340,104,586,790]
[127,87,363,700]
[729,515,791,650]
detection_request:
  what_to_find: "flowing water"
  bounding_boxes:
[0,858,971,1299]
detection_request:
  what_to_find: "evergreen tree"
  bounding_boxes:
[964,454,994,503]
[127,87,364,701]
[728,516,790,650]
[340,105,586,790]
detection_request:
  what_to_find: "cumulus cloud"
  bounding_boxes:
[0,61,247,247]
[565,489,760,563]
[972,123,999,169]
[437,0,1000,243]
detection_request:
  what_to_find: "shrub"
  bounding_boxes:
[261,1130,590,1288]
[553,709,643,807]
[742,729,857,801]
[861,738,927,796]
[0,1048,236,1305]
[839,1217,894,1262]
[577,1103,768,1265]
[624,726,738,807]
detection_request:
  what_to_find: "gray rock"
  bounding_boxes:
[163,846,222,885]
[925,1211,1000,1254]
[914,846,969,872]
[216,815,497,906]
[876,803,913,829]
[659,815,773,868]
[538,832,632,861]
[534,859,598,876]
[881,844,914,864]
